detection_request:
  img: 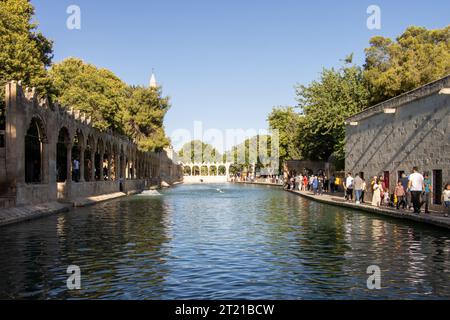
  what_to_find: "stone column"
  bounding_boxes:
[90,151,95,182]
[65,143,72,200]
[108,153,112,181]
[66,144,72,182]
[116,153,121,180]
[79,146,85,182]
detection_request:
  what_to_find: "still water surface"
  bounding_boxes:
[0,184,449,299]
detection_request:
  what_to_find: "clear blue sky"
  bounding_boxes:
[32,0,449,151]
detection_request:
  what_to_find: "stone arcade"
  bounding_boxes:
[0,81,183,208]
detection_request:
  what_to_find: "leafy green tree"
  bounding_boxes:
[49,58,127,133]
[0,0,53,128]
[123,86,171,152]
[178,140,222,163]
[225,135,274,173]
[267,106,303,165]
[364,25,450,105]
[296,62,370,161]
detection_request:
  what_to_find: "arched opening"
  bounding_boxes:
[209,166,217,176]
[201,165,209,176]
[192,166,200,176]
[229,164,241,177]
[71,130,83,182]
[56,127,70,182]
[103,143,110,181]
[218,165,226,176]
[129,156,135,179]
[25,118,45,183]
[125,157,129,179]
[184,166,192,176]
[95,139,103,181]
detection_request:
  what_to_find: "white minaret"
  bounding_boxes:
[150,69,158,88]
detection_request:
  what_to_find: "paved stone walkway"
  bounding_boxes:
[0,202,71,227]
[0,192,135,227]
[72,192,128,207]
[237,181,450,230]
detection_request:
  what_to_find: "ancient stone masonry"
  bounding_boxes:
[0,81,183,208]
[345,75,450,211]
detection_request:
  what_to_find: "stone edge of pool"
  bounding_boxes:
[0,191,144,228]
[236,181,450,231]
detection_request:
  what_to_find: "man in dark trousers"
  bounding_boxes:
[408,167,424,214]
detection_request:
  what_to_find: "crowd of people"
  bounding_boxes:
[237,168,450,217]
[284,173,341,195]
[342,167,449,216]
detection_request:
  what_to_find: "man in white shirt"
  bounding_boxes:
[345,172,354,201]
[73,159,80,182]
[408,167,424,214]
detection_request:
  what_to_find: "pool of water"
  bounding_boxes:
[0,183,449,299]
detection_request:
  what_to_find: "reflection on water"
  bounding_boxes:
[0,184,449,299]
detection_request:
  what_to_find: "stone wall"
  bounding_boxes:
[345,75,450,210]
[0,81,183,208]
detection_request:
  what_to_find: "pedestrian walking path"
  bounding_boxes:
[0,202,71,227]
[236,181,450,230]
[0,191,134,227]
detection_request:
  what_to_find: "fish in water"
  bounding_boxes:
[216,189,224,193]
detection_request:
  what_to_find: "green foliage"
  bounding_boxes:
[178,140,222,163]
[0,0,54,128]
[0,0,53,94]
[225,135,274,173]
[123,86,171,152]
[49,58,127,133]
[49,58,171,151]
[296,64,370,161]
[364,25,450,105]
[267,107,303,164]
[267,64,369,164]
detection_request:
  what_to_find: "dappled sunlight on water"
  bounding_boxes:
[0,184,449,299]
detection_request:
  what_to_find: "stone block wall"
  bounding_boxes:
[346,76,450,210]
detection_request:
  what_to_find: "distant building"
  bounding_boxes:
[345,75,450,210]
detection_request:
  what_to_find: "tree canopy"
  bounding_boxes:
[296,63,370,161]
[123,86,171,152]
[364,25,450,105]
[49,58,172,151]
[178,140,222,164]
[0,0,54,128]
[49,58,127,133]
[267,107,303,164]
